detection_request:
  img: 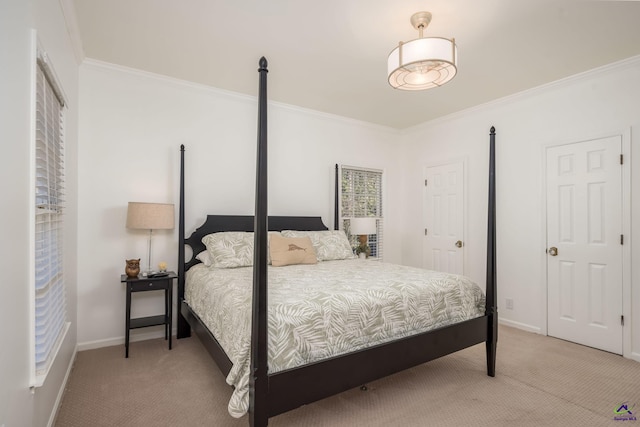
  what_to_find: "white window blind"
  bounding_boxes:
[33,53,68,385]
[340,166,384,259]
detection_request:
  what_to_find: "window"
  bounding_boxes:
[32,50,68,386]
[340,166,384,259]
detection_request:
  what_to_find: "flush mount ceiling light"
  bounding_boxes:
[388,11,458,91]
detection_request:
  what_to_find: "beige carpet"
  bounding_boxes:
[54,326,640,426]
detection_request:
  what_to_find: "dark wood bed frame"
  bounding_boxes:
[177,57,497,426]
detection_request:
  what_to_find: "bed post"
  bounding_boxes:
[486,126,498,377]
[177,144,190,339]
[334,164,339,231]
[250,57,269,427]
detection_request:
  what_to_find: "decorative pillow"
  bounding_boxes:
[281,230,355,261]
[200,231,280,268]
[195,250,213,266]
[269,234,317,267]
[202,232,254,268]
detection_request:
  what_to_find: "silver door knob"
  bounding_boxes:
[455,240,463,248]
[548,247,558,256]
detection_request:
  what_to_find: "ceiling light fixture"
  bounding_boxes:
[388,11,457,91]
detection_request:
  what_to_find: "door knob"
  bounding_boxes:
[548,247,558,256]
[455,240,463,248]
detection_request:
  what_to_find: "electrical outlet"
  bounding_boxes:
[505,298,514,310]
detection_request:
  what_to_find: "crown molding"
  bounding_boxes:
[404,54,640,134]
[81,58,399,135]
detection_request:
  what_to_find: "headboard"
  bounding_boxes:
[183,215,329,272]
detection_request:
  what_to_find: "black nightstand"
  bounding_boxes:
[120,272,177,358]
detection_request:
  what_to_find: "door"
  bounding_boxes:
[423,162,464,274]
[546,136,623,354]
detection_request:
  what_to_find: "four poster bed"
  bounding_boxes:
[176,57,497,426]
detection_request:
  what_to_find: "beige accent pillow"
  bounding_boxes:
[269,234,317,267]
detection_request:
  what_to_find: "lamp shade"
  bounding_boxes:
[387,11,457,91]
[126,202,175,230]
[387,37,457,90]
[350,217,377,235]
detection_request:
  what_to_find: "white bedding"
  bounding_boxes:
[185,259,485,417]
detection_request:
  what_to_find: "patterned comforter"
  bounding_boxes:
[184,259,485,417]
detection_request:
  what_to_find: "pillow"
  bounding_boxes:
[202,232,254,268]
[195,250,213,266]
[200,231,280,268]
[269,234,317,267]
[281,230,355,261]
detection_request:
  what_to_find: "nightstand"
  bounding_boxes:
[120,272,177,358]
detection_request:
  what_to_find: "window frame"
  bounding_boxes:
[339,165,384,260]
[29,39,70,387]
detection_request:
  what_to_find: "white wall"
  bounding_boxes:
[0,0,79,426]
[78,55,640,363]
[399,57,640,361]
[2,4,637,423]
[76,61,403,347]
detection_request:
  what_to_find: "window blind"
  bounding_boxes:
[33,56,67,383]
[340,166,384,259]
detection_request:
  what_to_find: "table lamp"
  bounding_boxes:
[350,217,377,258]
[126,202,174,274]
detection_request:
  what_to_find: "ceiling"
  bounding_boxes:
[72,0,640,129]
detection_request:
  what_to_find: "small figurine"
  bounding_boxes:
[125,259,140,278]
[158,261,167,272]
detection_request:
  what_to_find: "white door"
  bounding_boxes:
[546,136,623,354]
[423,162,464,274]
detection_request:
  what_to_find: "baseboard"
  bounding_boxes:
[630,352,640,363]
[498,318,542,334]
[48,344,78,427]
[77,327,178,351]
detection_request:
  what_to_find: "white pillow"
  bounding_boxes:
[195,251,213,266]
[281,230,355,261]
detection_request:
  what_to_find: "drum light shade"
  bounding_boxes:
[388,12,457,91]
[350,217,377,236]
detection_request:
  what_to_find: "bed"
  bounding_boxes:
[177,57,498,426]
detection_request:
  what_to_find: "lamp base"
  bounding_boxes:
[357,234,371,258]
